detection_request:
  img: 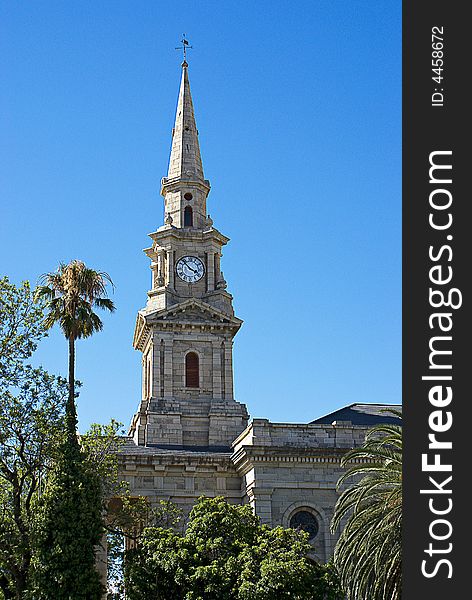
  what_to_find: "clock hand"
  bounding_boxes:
[189,260,200,273]
[180,258,201,276]
[185,262,197,273]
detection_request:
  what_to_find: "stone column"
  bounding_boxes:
[206,252,215,291]
[166,250,174,289]
[159,339,165,398]
[157,249,165,287]
[164,337,173,397]
[224,340,234,400]
[141,355,146,401]
[148,349,153,399]
[150,261,158,289]
[214,253,221,285]
[212,340,222,399]
[151,334,160,400]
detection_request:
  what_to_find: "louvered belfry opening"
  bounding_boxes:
[184,205,193,227]
[185,352,199,388]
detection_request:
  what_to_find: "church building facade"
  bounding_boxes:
[117,60,400,564]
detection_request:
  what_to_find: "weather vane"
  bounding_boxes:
[175,34,193,63]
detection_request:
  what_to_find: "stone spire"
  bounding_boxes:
[160,61,210,229]
[166,61,205,183]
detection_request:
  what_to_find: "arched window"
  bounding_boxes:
[289,510,319,540]
[185,352,199,388]
[184,206,193,227]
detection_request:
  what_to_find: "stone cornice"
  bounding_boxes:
[231,444,369,475]
[146,226,230,248]
[132,312,152,351]
[145,298,241,327]
[152,321,239,333]
[160,175,211,197]
[118,451,235,472]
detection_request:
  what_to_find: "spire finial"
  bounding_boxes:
[175,34,193,66]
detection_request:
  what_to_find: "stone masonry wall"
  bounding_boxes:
[231,419,371,562]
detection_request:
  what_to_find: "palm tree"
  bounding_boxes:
[36,260,115,438]
[330,412,402,600]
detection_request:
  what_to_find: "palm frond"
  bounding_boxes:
[38,260,115,341]
[331,417,402,599]
[94,297,116,312]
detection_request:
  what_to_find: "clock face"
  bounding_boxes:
[176,256,205,283]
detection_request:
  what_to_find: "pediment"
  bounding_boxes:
[133,300,242,350]
[163,309,209,323]
[147,299,241,325]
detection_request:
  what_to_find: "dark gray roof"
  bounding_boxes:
[119,437,232,457]
[310,403,402,426]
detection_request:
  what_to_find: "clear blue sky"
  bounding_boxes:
[0,1,401,433]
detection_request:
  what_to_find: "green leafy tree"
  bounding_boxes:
[0,277,45,383]
[124,496,343,600]
[36,260,115,437]
[80,420,128,503]
[62,421,182,599]
[32,420,130,600]
[51,419,182,599]
[0,276,124,600]
[105,497,183,600]
[80,421,130,600]
[331,414,402,600]
[32,262,115,600]
[32,430,104,600]
[0,277,66,600]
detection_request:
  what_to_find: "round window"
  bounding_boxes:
[184,192,193,201]
[289,510,319,540]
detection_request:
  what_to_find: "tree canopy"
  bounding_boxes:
[32,431,105,600]
[0,277,46,383]
[36,260,115,436]
[124,496,343,600]
[31,262,115,599]
[0,277,67,599]
[0,276,121,600]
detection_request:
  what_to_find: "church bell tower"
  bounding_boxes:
[129,60,249,449]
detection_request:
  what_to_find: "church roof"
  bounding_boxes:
[119,437,232,457]
[310,403,402,426]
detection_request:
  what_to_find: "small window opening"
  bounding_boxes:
[184,192,193,201]
[184,206,193,227]
[185,352,199,388]
[289,510,319,541]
